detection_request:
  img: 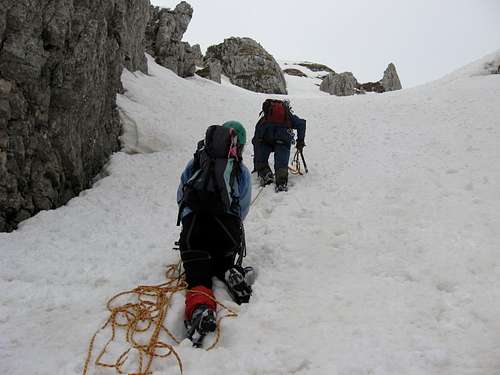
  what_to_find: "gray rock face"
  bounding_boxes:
[0,0,150,232]
[146,2,198,78]
[380,63,402,91]
[320,72,358,96]
[196,59,222,83]
[205,37,287,94]
[191,44,204,66]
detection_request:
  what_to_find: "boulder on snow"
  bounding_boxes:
[0,0,150,232]
[145,2,199,77]
[205,37,287,94]
[320,72,358,96]
[380,63,402,91]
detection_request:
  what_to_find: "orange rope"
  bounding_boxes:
[83,262,238,375]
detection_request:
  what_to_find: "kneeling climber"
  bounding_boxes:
[177,121,253,346]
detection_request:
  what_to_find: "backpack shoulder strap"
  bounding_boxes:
[228,160,242,211]
[177,140,205,226]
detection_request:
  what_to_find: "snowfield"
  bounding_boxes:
[1,52,500,375]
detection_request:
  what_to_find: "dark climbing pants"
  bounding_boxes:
[253,141,291,185]
[179,213,242,289]
[252,123,293,185]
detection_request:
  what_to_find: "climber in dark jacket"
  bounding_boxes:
[252,100,306,192]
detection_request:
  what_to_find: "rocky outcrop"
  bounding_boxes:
[297,63,335,73]
[146,2,198,78]
[357,81,385,93]
[196,59,222,83]
[380,63,402,91]
[191,44,204,66]
[0,0,150,232]
[205,37,287,94]
[283,68,307,77]
[358,63,402,93]
[319,63,402,96]
[320,72,358,96]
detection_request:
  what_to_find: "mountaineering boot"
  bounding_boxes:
[275,183,288,193]
[225,266,252,304]
[242,266,257,286]
[259,171,274,187]
[275,168,288,192]
[185,304,217,347]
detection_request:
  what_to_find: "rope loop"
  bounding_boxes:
[82,262,238,375]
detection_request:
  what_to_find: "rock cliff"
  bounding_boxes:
[145,2,199,78]
[0,0,150,232]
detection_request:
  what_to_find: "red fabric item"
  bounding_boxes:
[185,285,216,320]
[267,102,286,123]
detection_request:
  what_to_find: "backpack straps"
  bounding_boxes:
[177,141,204,226]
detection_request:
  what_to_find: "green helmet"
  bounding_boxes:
[223,121,246,145]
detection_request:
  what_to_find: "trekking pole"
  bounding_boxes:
[250,186,265,206]
[289,150,301,175]
[299,150,308,173]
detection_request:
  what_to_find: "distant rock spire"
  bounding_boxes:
[380,63,402,91]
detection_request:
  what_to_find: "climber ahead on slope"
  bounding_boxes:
[252,99,306,192]
[177,121,253,347]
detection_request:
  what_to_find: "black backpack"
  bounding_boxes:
[177,125,241,225]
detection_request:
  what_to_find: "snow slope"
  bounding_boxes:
[279,60,331,97]
[1,51,500,375]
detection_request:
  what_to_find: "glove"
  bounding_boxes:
[296,140,305,151]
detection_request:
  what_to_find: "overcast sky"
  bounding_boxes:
[151,0,500,87]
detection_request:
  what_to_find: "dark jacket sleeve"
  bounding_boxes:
[290,114,306,142]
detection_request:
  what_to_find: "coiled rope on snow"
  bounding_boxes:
[82,263,238,375]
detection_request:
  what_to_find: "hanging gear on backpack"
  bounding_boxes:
[260,99,293,126]
[177,125,241,226]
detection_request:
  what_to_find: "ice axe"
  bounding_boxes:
[299,150,308,174]
[289,149,308,175]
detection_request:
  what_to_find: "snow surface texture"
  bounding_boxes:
[1,51,500,374]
